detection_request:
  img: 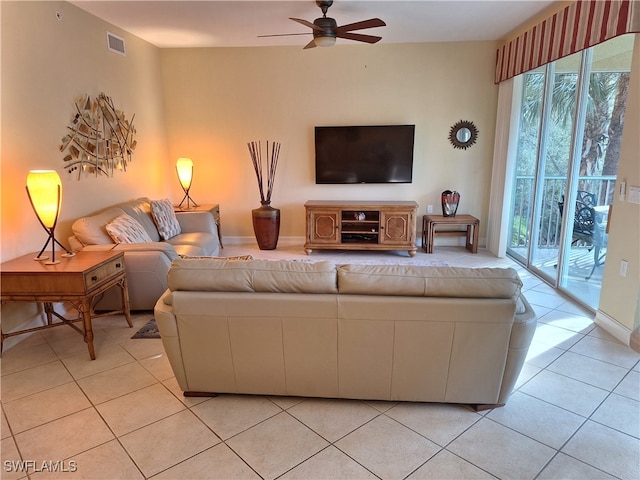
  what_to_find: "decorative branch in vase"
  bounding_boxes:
[248,140,280,204]
[247,141,282,250]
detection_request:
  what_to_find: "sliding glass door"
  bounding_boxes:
[531,54,581,279]
[507,35,633,309]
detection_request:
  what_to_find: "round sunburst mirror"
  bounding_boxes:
[449,120,478,150]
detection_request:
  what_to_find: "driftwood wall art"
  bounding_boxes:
[60,93,136,179]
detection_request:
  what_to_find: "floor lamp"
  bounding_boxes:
[26,170,74,265]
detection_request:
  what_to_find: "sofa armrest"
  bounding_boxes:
[176,211,216,234]
[154,294,189,391]
[497,294,537,405]
[68,235,84,252]
[73,243,116,252]
[112,242,179,259]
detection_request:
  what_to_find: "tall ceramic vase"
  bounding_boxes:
[252,202,280,250]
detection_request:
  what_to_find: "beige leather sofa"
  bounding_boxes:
[69,198,220,310]
[155,258,537,409]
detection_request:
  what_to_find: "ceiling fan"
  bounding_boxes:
[259,0,386,49]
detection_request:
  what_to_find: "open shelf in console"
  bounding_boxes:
[341,210,379,243]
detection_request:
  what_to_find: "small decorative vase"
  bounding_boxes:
[441,190,460,217]
[252,202,280,250]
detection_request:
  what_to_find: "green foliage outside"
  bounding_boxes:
[509,62,629,249]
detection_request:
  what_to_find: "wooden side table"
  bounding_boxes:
[1,251,132,359]
[175,203,223,248]
[422,214,479,254]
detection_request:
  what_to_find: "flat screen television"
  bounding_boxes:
[315,125,415,184]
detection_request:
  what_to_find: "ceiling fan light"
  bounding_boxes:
[314,35,336,47]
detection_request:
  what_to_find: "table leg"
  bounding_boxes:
[426,221,435,253]
[425,224,430,253]
[119,276,133,327]
[422,217,427,252]
[467,221,479,254]
[44,302,55,325]
[473,221,479,253]
[79,299,96,360]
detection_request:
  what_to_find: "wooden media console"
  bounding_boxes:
[304,200,418,256]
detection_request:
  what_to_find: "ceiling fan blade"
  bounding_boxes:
[303,39,317,49]
[336,32,382,44]
[290,17,323,32]
[336,18,386,33]
[257,33,311,38]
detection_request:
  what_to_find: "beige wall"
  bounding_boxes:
[0,1,168,334]
[160,42,499,241]
[598,35,640,333]
[0,1,168,263]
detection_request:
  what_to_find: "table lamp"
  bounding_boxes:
[176,157,198,209]
[26,170,74,264]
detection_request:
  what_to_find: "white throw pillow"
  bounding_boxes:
[151,198,181,240]
[106,214,153,244]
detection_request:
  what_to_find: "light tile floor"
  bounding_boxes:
[1,246,639,480]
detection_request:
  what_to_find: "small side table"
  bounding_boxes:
[422,214,479,254]
[174,203,223,248]
[1,251,132,359]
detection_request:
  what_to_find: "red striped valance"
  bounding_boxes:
[495,0,640,83]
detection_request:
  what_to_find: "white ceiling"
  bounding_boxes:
[69,1,558,49]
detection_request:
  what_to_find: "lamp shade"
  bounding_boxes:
[314,36,336,47]
[176,158,193,190]
[26,170,62,229]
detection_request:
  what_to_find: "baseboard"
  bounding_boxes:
[222,236,305,247]
[594,309,632,347]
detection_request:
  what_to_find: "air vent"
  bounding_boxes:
[106,32,126,56]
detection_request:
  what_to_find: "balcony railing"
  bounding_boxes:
[510,175,616,249]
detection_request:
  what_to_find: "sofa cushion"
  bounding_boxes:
[171,243,213,257]
[105,214,154,244]
[71,207,125,245]
[337,265,522,299]
[119,198,161,242]
[165,232,219,257]
[151,198,181,240]
[168,258,338,294]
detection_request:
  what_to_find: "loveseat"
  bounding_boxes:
[69,198,220,310]
[154,258,537,409]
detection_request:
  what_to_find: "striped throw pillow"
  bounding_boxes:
[106,214,153,244]
[151,198,181,240]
